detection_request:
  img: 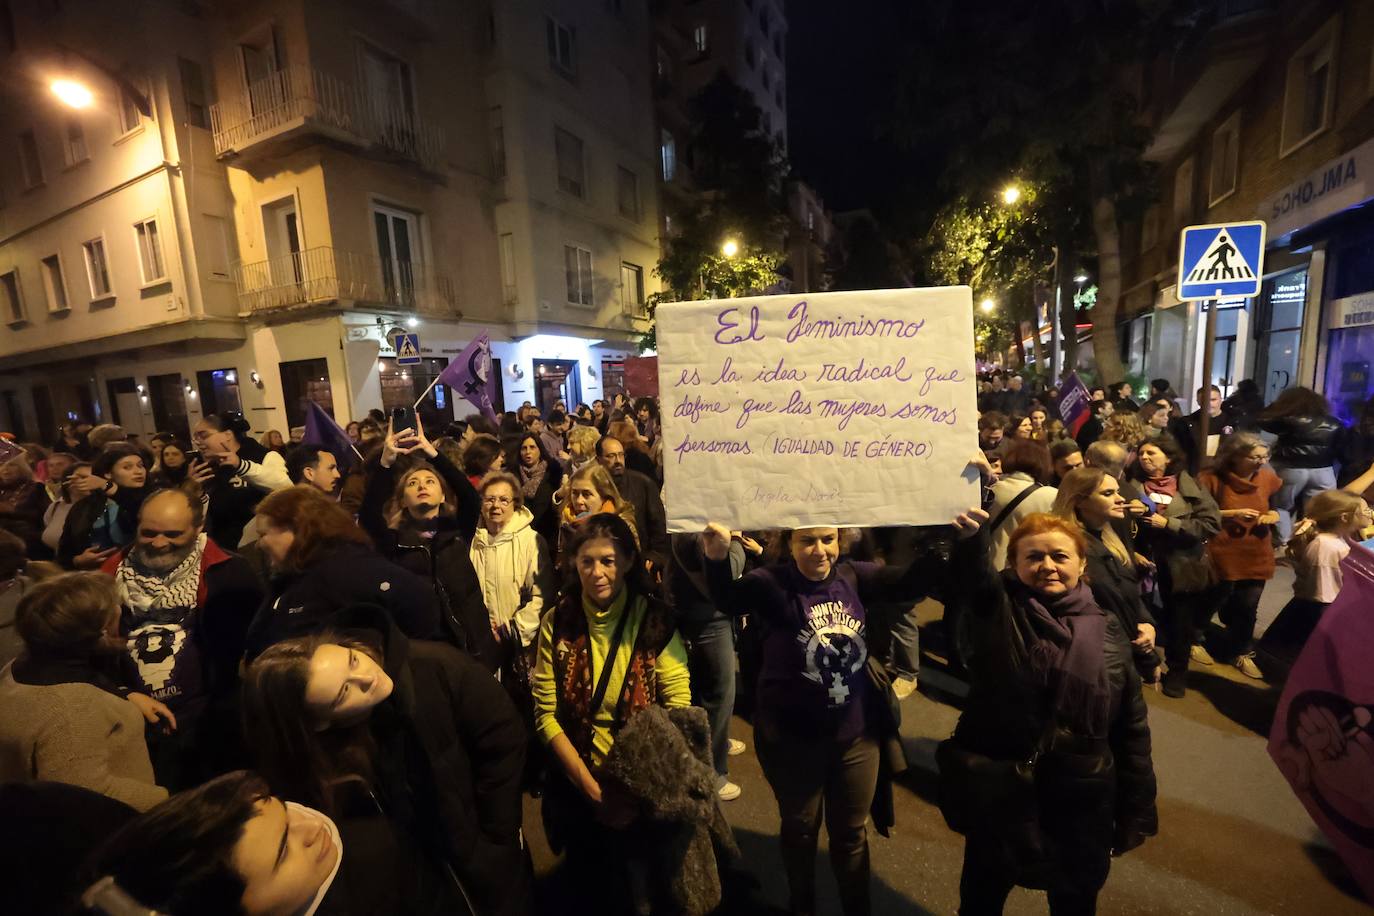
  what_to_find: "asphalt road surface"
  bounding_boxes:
[526,568,1370,914]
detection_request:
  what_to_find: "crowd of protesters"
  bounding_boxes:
[0,372,1368,915]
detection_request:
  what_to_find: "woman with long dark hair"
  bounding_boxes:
[1259,386,1343,545]
[941,513,1156,914]
[57,444,148,570]
[150,438,191,488]
[1126,436,1221,698]
[461,434,506,488]
[505,431,565,548]
[700,506,985,916]
[243,607,530,916]
[532,512,690,905]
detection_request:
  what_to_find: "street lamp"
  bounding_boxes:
[50,78,94,109]
[1074,273,1088,284]
[720,239,740,258]
[1000,185,1021,206]
[980,298,997,313]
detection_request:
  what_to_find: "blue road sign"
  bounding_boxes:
[395,332,422,366]
[1177,221,1266,301]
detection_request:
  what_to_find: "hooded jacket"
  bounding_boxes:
[469,506,551,646]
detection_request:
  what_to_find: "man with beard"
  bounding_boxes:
[595,436,670,573]
[100,488,264,787]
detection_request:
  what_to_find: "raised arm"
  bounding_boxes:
[357,456,396,545]
[701,523,780,618]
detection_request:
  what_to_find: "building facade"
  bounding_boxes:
[1121,0,1374,424]
[0,0,660,444]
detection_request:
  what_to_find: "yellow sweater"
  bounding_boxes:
[532,590,691,766]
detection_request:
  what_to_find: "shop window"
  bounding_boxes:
[196,368,242,417]
[1254,269,1307,405]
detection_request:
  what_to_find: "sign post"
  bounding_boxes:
[1176,220,1266,472]
[394,332,422,367]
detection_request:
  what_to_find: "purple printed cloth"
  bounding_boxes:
[1268,541,1374,899]
[1056,372,1092,436]
[436,333,499,422]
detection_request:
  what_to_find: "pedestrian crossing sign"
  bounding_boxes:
[395,332,422,365]
[1176,220,1266,301]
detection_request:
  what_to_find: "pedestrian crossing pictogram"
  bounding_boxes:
[1177,221,1266,301]
[395,332,422,365]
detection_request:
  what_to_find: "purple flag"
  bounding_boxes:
[302,401,360,472]
[1056,371,1093,437]
[436,333,499,422]
[1269,543,1374,899]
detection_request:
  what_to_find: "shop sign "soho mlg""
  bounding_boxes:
[1261,136,1374,240]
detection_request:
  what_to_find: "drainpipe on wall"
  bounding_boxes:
[152,73,206,320]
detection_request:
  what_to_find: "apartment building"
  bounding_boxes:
[1119,0,1374,424]
[0,0,659,444]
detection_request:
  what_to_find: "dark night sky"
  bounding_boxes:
[785,0,914,215]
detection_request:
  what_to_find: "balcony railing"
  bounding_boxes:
[209,66,445,172]
[233,246,458,317]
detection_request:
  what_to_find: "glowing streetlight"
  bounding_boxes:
[720,239,740,258]
[406,316,419,328]
[980,298,997,313]
[50,78,94,109]
[1000,185,1021,206]
[1074,273,1089,284]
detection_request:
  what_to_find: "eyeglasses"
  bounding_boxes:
[482,496,513,506]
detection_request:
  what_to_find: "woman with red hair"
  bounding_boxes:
[939,512,1157,915]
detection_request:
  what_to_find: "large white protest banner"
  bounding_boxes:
[656,287,979,532]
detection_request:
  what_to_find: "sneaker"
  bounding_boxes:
[717,780,742,801]
[892,677,918,700]
[1234,655,1264,680]
[1190,644,1215,666]
[726,738,746,757]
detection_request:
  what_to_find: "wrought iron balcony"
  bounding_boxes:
[209,66,445,172]
[233,246,458,317]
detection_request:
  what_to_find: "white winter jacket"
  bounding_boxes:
[470,507,548,645]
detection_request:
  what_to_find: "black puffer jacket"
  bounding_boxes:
[1261,413,1344,468]
[950,534,1157,894]
[358,450,498,670]
[244,543,441,659]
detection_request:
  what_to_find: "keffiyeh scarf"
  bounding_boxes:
[115,533,206,619]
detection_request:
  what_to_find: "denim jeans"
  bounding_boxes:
[1273,465,1337,544]
[686,614,737,779]
[888,602,921,681]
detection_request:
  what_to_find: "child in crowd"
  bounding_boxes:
[1261,490,1373,664]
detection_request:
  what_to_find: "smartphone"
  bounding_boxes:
[391,406,416,434]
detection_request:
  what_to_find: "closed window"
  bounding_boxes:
[134,217,167,284]
[564,245,593,305]
[40,254,68,311]
[63,119,87,166]
[1280,17,1336,156]
[178,57,209,129]
[499,232,517,304]
[1139,205,1159,254]
[83,237,112,298]
[555,127,586,198]
[118,84,144,134]
[1210,112,1240,206]
[546,16,576,77]
[693,24,708,53]
[18,129,42,188]
[617,166,639,220]
[360,42,415,124]
[1173,157,1194,225]
[202,214,233,280]
[660,129,676,182]
[489,106,506,180]
[1,269,24,323]
[621,262,644,314]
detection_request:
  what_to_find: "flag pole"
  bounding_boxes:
[412,376,441,411]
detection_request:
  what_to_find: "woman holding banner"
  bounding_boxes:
[701,505,987,916]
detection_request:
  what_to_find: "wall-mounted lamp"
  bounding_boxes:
[135,384,145,394]
[406,317,419,328]
[249,371,263,389]
[184,381,197,400]
[509,365,525,380]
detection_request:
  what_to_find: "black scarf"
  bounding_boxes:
[10,650,126,698]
